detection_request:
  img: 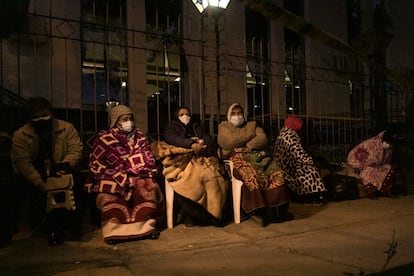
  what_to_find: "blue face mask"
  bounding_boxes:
[230,115,244,127]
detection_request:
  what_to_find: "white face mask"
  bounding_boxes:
[119,120,135,133]
[179,114,191,125]
[230,115,244,127]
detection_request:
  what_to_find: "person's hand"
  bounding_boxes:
[55,162,71,175]
[191,142,207,153]
[38,181,49,193]
[234,147,248,153]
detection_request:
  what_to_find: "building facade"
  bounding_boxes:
[1,0,413,162]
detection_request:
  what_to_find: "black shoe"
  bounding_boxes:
[48,232,64,246]
[262,217,269,227]
[105,239,117,245]
[240,210,251,222]
[367,193,378,199]
[176,213,184,225]
[303,193,327,206]
[264,212,294,224]
[262,206,294,226]
[303,200,326,206]
[184,217,195,227]
[147,230,160,240]
[250,214,266,227]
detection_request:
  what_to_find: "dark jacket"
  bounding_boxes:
[11,119,83,188]
[163,120,216,156]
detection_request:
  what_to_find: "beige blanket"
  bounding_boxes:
[151,141,228,219]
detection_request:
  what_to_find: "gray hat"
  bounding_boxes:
[109,105,132,128]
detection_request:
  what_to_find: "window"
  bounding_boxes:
[80,0,128,133]
[145,0,182,139]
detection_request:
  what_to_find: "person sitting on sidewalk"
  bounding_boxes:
[217,103,292,226]
[11,97,83,246]
[347,130,397,199]
[152,106,228,227]
[85,104,164,244]
[273,116,327,205]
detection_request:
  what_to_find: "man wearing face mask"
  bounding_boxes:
[85,104,164,244]
[154,106,228,227]
[217,103,292,227]
[11,97,83,246]
[347,130,398,198]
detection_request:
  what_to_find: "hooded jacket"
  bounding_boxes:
[217,103,268,157]
[11,119,83,188]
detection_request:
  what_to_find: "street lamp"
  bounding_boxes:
[191,0,230,136]
[191,0,231,13]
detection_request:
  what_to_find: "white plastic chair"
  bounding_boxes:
[165,178,175,229]
[164,159,244,228]
[224,160,244,224]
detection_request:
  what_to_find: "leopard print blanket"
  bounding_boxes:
[273,126,326,195]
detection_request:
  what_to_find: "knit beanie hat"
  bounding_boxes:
[284,116,303,132]
[109,105,132,128]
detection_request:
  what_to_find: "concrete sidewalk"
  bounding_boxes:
[1,193,413,276]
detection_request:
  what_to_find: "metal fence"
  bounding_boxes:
[1,1,413,168]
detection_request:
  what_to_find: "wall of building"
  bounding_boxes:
[126,0,147,133]
[1,0,411,156]
[182,0,203,114]
[219,0,247,114]
[386,0,414,71]
[1,0,82,109]
[269,17,286,132]
[304,0,351,116]
[182,0,246,135]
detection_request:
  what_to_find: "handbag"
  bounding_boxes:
[45,174,76,212]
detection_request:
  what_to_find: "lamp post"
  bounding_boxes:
[191,0,231,14]
[192,0,230,134]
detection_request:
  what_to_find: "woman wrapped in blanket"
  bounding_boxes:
[347,130,397,198]
[153,106,228,227]
[273,116,327,205]
[217,103,292,227]
[85,105,164,244]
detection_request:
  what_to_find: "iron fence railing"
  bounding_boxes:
[0,87,27,133]
[301,115,369,163]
